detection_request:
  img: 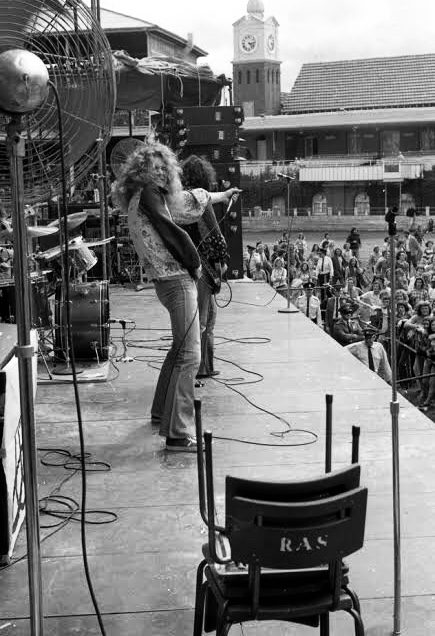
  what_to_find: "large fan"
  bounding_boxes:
[0,0,116,206]
[110,137,145,178]
[0,2,116,633]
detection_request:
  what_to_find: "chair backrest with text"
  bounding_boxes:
[225,474,367,571]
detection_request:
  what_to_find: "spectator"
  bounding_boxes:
[324,282,345,335]
[346,327,392,383]
[404,229,423,272]
[295,233,307,261]
[347,227,362,258]
[331,247,347,284]
[295,281,322,325]
[270,257,288,290]
[374,248,389,280]
[367,246,381,275]
[252,261,268,281]
[409,277,429,309]
[342,242,352,262]
[345,256,365,289]
[315,245,334,291]
[424,239,435,263]
[421,318,435,409]
[333,303,364,346]
[396,251,410,278]
[428,274,435,302]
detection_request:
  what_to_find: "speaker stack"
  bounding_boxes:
[166,106,245,280]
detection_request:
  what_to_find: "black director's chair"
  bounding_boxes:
[193,397,367,636]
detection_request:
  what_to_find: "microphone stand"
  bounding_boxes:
[386,206,402,636]
[278,174,298,314]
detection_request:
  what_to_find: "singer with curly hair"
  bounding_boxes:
[113,138,239,452]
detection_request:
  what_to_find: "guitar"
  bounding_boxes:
[198,229,228,294]
[199,253,223,294]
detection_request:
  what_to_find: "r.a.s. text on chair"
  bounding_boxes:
[193,430,367,636]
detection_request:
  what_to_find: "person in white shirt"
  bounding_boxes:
[295,281,322,325]
[315,246,334,284]
[346,327,392,383]
[315,246,334,305]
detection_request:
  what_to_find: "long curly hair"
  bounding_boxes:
[181,155,216,190]
[112,136,183,214]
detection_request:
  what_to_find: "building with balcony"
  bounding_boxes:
[99,9,210,138]
[236,40,435,218]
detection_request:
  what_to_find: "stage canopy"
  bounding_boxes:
[113,51,226,111]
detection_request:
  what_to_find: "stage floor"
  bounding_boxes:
[1,281,435,634]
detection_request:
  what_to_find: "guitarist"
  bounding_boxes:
[181,155,230,379]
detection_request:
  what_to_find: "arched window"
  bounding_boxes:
[355,192,370,216]
[238,71,242,84]
[247,70,251,84]
[256,69,259,83]
[312,193,327,216]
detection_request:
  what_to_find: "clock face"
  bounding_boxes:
[240,33,257,53]
[267,34,275,52]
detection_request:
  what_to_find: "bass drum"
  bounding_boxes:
[55,281,110,361]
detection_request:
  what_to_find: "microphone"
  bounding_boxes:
[226,191,240,213]
[109,318,135,326]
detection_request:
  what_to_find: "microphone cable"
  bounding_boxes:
[50,81,107,636]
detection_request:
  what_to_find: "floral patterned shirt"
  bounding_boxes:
[128,185,209,281]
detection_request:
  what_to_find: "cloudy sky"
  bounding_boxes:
[99,0,435,90]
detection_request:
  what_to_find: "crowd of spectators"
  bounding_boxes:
[243,224,435,410]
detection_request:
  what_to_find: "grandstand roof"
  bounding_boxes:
[282,54,435,114]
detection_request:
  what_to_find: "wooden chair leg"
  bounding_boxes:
[343,584,361,614]
[320,613,330,636]
[193,560,207,636]
[345,607,365,636]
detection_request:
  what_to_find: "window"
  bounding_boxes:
[312,193,327,216]
[271,70,274,84]
[267,69,270,83]
[355,192,370,216]
[256,69,259,83]
[238,71,242,84]
[305,137,318,156]
[247,70,251,84]
[276,70,280,84]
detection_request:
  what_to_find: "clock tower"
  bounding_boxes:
[232,0,281,116]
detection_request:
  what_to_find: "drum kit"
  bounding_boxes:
[0,211,112,371]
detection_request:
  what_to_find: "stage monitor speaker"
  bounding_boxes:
[173,106,244,126]
[183,124,239,146]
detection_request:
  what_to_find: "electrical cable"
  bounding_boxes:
[49,81,107,636]
[210,354,318,446]
[1,449,117,571]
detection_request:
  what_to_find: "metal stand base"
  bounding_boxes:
[52,365,83,375]
[277,307,299,314]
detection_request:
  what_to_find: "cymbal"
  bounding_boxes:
[27,225,59,237]
[38,236,115,260]
[77,236,114,248]
[47,211,87,230]
[0,220,59,238]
